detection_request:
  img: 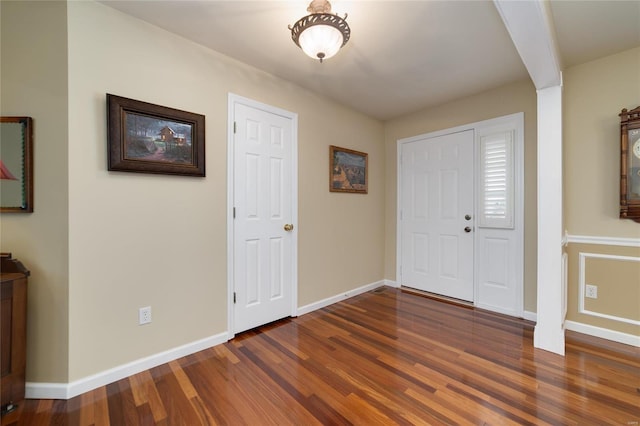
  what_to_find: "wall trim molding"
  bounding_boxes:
[297,280,386,316]
[24,382,69,401]
[578,252,640,326]
[508,312,638,347]
[26,332,229,400]
[565,320,640,347]
[566,234,640,247]
[384,279,400,288]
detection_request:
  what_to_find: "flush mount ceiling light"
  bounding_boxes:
[289,0,350,63]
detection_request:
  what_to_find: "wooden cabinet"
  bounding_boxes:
[1,253,29,416]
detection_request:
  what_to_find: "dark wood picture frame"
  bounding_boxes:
[330,145,368,194]
[619,106,640,222]
[0,117,33,213]
[107,94,205,177]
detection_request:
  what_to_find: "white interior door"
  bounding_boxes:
[230,97,297,334]
[400,130,475,301]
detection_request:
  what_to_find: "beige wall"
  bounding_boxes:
[65,2,384,381]
[384,79,538,313]
[564,47,640,237]
[0,1,69,383]
[563,47,640,336]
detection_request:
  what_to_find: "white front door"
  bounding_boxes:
[398,114,524,317]
[400,130,475,301]
[230,96,297,334]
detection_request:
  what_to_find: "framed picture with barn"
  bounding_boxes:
[107,94,205,177]
[329,145,368,194]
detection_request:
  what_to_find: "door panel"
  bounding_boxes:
[474,120,523,317]
[245,239,259,304]
[413,172,429,220]
[400,130,474,301]
[233,102,295,334]
[440,169,458,219]
[269,237,284,299]
[484,237,509,287]
[439,235,458,279]
[476,229,520,315]
[412,233,429,274]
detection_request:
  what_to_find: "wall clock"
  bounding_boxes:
[619,106,640,223]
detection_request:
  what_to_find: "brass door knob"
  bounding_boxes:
[284,224,294,232]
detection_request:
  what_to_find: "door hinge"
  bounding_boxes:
[233,292,236,304]
[233,207,236,218]
[233,121,237,134]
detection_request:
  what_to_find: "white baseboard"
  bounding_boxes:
[297,280,386,316]
[24,382,69,400]
[564,320,640,347]
[383,279,399,288]
[525,311,638,347]
[26,332,229,400]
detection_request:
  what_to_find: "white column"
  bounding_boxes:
[494,0,566,355]
[534,83,565,355]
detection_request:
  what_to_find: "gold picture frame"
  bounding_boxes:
[329,145,367,194]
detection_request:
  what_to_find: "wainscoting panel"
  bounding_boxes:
[578,252,640,326]
[565,235,640,345]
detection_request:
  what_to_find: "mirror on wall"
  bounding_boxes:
[1,117,33,213]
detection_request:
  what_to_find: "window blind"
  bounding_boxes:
[479,131,514,228]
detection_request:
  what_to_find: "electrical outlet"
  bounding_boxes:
[585,284,598,299]
[139,306,152,325]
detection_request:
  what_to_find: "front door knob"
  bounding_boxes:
[284,224,294,232]
[464,226,472,233]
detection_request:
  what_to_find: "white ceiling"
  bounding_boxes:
[100,0,640,121]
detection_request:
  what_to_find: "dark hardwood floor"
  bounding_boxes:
[3,287,639,425]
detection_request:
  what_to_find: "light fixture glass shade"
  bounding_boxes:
[298,24,343,61]
[289,1,350,63]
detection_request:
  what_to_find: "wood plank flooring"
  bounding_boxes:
[3,287,639,425]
